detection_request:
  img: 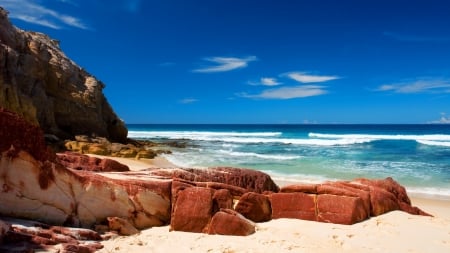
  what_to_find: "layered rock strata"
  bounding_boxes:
[0,7,127,142]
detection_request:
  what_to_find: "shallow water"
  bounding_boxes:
[128,124,450,199]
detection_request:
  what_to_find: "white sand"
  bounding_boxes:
[94,155,450,253]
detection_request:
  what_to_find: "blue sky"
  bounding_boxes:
[2,0,450,124]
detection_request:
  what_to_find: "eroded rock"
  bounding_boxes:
[0,7,127,142]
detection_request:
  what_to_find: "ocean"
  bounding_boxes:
[127,124,450,199]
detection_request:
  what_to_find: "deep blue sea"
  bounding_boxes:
[128,124,450,199]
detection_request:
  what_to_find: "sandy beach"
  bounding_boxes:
[96,155,450,253]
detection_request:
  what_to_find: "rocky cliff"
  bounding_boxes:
[0,7,127,142]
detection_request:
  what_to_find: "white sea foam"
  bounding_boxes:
[309,133,450,141]
[416,140,450,147]
[129,130,374,146]
[128,130,282,139]
[217,150,302,160]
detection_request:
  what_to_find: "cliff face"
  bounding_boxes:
[0,7,127,143]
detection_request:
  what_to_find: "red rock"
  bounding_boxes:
[235,192,272,222]
[207,209,255,236]
[170,186,215,233]
[213,189,234,212]
[1,149,172,229]
[280,183,318,193]
[317,183,371,217]
[0,217,102,252]
[0,220,11,243]
[366,186,401,216]
[356,177,411,205]
[316,194,368,225]
[270,192,316,221]
[150,167,279,193]
[0,108,54,162]
[56,152,129,172]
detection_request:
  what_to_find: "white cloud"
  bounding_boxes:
[179,98,198,104]
[248,77,282,86]
[286,72,340,83]
[239,85,327,99]
[376,79,450,94]
[261,77,282,86]
[429,113,450,124]
[193,56,257,73]
[0,0,88,29]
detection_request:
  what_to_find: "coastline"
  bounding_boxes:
[92,154,450,253]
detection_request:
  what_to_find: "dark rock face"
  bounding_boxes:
[0,7,127,142]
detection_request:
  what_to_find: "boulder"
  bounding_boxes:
[56,152,130,172]
[0,217,102,253]
[272,178,430,224]
[149,167,279,193]
[0,7,127,142]
[213,189,234,212]
[235,192,272,222]
[170,186,215,233]
[316,194,368,225]
[0,148,172,229]
[353,177,430,216]
[207,209,256,236]
[271,192,317,221]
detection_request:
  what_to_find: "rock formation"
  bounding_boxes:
[0,108,432,250]
[0,7,127,142]
[0,217,103,253]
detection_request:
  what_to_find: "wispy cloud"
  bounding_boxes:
[428,113,450,124]
[239,85,327,99]
[248,77,282,86]
[261,77,282,86]
[179,98,198,104]
[193,56,257,73]
[384,31,450,42]
[0,0,88,29]
[285,72,340,83]
[376,79,450,94]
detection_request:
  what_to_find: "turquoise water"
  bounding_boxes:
[128,124,450,199]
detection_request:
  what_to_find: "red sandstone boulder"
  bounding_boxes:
[149,167,279,193]
[57,152,130,172]
[354,178,431,216]
[271,192,316,221]
[213,189,234,212]
[316,194,368,225]
[207,209,256,236]
[235,192,272,222]
[273,178,430,224]
[0,217,102,253]
[170,186,215,233]
[0,149,172,229]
